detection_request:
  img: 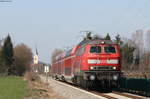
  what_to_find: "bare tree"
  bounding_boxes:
[13,43,33,76]
[51,49,64,63]
[132,29,144,58]
[132,29,145,70]
[144,30,150,71]
[145,30,150,52]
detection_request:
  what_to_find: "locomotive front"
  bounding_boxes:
[77,40,121,89]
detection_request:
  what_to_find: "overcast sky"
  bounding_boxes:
[0,0,150,63]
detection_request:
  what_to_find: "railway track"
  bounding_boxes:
[41,75,149,99]
[59,80,147,99]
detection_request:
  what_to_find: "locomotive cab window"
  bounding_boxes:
[90,46,101,53]
[104,46,116,53]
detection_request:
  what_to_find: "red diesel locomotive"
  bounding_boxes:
[51,39,121,89]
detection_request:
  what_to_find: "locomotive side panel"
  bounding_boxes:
[64,58,72,76]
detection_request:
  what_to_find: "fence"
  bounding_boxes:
[119,77,150,97]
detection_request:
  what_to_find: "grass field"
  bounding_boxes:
[0,76,27,99]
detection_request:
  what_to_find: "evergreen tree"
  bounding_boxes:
[121,43,135,70]
[115,34,123,45]
[105,33,111,40]
[0,35,14,75]
[0,50,6,74]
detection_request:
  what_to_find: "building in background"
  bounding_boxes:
[33,49,39,64]
[31,48,46,74]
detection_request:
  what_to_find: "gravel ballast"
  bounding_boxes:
[40,75,105,99]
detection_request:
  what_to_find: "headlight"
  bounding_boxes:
[113,75,118,80]
[89,75,95,80]
[90,66,94,70]
[101,41,105,44]
[113,66,117,70]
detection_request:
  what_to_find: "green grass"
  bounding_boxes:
[0,76,27,99]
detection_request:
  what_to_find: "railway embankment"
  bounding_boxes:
[40,75,148,99]
[40,75,105,99]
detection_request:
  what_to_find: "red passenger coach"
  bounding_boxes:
[52,39,121,89]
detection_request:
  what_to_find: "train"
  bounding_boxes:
[51,39,121,89]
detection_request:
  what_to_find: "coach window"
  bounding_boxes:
[90,46,101,53]
[104,46,116,53]
[66,49,72,57]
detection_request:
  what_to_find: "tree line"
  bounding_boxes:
[0,35,33,76]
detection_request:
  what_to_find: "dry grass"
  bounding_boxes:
[24,72,64,99]
[123,71,150,79]
[23,72,40,82]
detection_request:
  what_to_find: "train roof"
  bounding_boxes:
[78,39,117,47]
[54,39,117,61]
[55,46,79,60]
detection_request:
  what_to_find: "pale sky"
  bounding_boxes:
[0,0,150,63]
